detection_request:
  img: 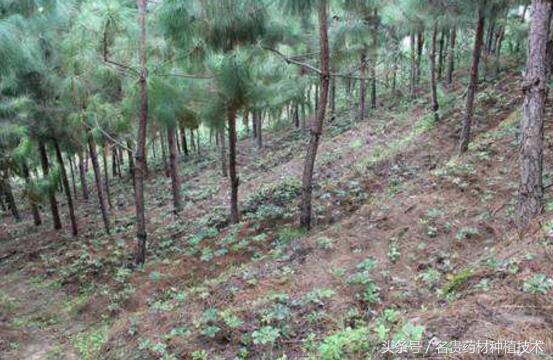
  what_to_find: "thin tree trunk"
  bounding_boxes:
[458,4,486,154]
[88,134,110,234]
[517,0,553,227]
[430,21,440,122]
[39,142,62,230]
[300,0,330,229]
[447,27,457,85]
[167,127,181,213]
[196,129,201,154]
[437,29,446,80]
[294,103,300,128]
[314,85,319,112]
[78,151,89,200]
[330,74,336,113]
[359,46,367,120]
[175,128,182,155]
[102,145,113,209]
[68,155,78,199]
[127,140,135,187]
[256,112,263,148]
[416,30,424,84]
[370,8,378,109]
[227,105,239,223]
[189,129,195,153]
[410,32,417,98]
[134,0,148,265]
[22,162,41,226]
[112,146,118,178]
[180,125,189,156]
[0,172,20,222]
[495,28,505,74]
[251,112,257,139]
[219,129,228,177]
[160,131,168,173]
[54,141,78,236]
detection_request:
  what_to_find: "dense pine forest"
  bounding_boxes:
[1,0,553,359]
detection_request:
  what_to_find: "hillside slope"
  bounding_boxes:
[1,67,552,359]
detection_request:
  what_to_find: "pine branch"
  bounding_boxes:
[157,73,213,79]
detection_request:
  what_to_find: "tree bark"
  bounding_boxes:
[370,8,378,109]
[430,21,440,122]
[219,128,228,177]
[359,46,367,120]
[68,155,78,199]
[88,134,110,234]
[180,125,189,156]
[54,141,78,236]
[78,151,89,200]
[102,145,113,209]
[38,142,62,230]
[437,29,446,80]
[416,30,424,84]
[410,32,417,98]
[300,0,330,229]
[167,127,181,213]
[134,0,148,265]
[447,27,457,85]
[0,172,20,222]
[517,0,553,228]
[458,5,486,154]
[256,112,263,148]
[22,162,41,226]
[227,105,239,223]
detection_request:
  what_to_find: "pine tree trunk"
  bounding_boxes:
[54,141,78,236]
[134,0,148,265]
[78,151,89,200]
[437,29,446,80]
[0,190,5,212]
[219,129,228,177]
[0,171,20,222]
[102,145,113,209]
[430,21,440,122]
[69,156,78,199]
[167,127,181,213]
[152,136,157,159]
[294,103,300,128]
[517,0,553,228]
[112,146,118,178]
[227,105,240,223]
[370,8,378,109]
[458,5,486,154]
[410,32,417,98]
[39,142,62,230]
[314,85,319,112]
[160,131,168,173]
[196,129,201,154]
[189,129,195,153]
[359,47,367,120]
[127,140,135,189]
[300,0,330,229]
[251,112,257,140]
[175,128,182,155]
[180,125,189,156]
[22,162,41,226]
[447,27,457,85]
[256,112,263,148]
[330,75,336,113]
[88,134,110,234]
[495,28,505,74]
[416,30,424,84]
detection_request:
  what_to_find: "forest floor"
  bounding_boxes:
[1,62,553,359]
